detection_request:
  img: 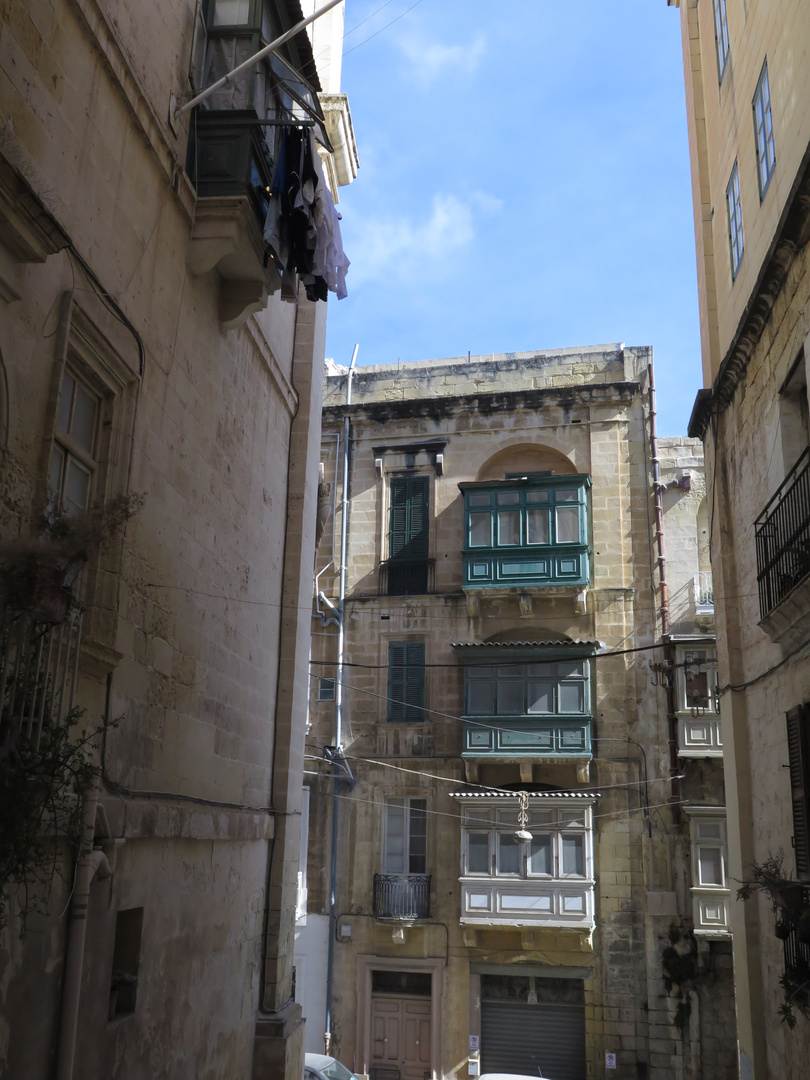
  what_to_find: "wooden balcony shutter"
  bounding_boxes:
[388,642,425,722]
[389,476,429,560]
[787,704,810,881]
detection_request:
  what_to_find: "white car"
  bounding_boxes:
[479,1074,557,1080]
[304,1053,361,1080]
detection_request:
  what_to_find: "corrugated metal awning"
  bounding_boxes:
[449,790,600,799]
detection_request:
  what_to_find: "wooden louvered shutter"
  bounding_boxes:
[389,476,429,560]
[388,643,408,722]
[388,642,425,723]
[407,478,429,559]
[787,704,810,881]
[389,479,410,560]
[404,642,425,722]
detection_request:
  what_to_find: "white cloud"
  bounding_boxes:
[397,32,486,85]
[347,191,499,287]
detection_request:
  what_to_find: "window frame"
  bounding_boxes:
[387,641,426,723]
[464,659,590,719]
[383,797,428,876]
[387,474,431,562]
[726,161,744,280]
[711,0,730,83]
[675,647,719,714]
[461,804,592,883]
[685,807,731,935]
[787,704,810,882]
[317,677,336,702]
[48,366,103,518]
[753,59,776,200]
[463,475,589,553]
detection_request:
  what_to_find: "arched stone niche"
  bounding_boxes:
[475,443,578,482]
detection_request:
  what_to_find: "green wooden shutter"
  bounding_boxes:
[787,705,810,881]
[404,642,425,722]
[388,642,407,722]
[389,476,429,560]
[388,642,425,723]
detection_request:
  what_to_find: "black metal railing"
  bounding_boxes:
[373,874,431,920]
[755,447,810,617]
[379,559,435,597]
[777,900,810,1008]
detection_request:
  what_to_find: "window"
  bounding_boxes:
[753,61,776,199]
[686,809,730,934]
[383,798,427,875]
[385,475,431,595]
[712,0,730,82]
[110,908,144,1018]
[465,661,589,717]
[49,369,101,517]
[318,677,336,702]
[387,642,425,723]
[726,162,744,279]
[676,646,722,757]
[462,805,591,881]
[461,474,590,588]
[466,480,586,549]
[787,704,810,882]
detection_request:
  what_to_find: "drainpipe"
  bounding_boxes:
[648,362,681,822]
[324,344,358,1055]
[54,764,113,1080]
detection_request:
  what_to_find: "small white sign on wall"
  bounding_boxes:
[605,1052,617,1070]
[469,1036,479,1052]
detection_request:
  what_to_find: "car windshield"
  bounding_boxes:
[319,1062,357,1080]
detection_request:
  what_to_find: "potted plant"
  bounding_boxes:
[736,850,804,911]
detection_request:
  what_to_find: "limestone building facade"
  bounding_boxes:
[669,0,810,1073]
[0,1,355,1077]
[302,349,736,1080]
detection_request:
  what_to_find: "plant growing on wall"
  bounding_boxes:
[661,923,700,1032]
[735,849,803,910]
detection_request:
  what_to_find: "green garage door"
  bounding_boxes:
[480,976,586,1080]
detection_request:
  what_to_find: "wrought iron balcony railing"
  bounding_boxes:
[777,899,810,1010]
[373,873,431,920]
[755,447,810,618]
[379,559,435,597]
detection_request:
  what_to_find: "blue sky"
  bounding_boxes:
[325,0,700,436]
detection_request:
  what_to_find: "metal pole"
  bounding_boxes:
[325,344,358,1053]
[175,0,344,118]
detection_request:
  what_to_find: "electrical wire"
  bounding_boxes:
[343,0,428,57]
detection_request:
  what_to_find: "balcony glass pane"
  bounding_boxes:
[559,681,584,713]
[71,383,98,453]
[497,510,520,545]
[698,846,723,886]
[468,680,495,715]
[468,493,490,507]
[57,373,75,433]
[497,834,521,875]
[384,801,405,874]
[556,505,580,542]
[556,488,579,502]
[497,679,524,715]
[697,822,722,841]
[496,491,520,505]
[409,801,427,874]
[526,490,549,503]
[562,834,584,876]
[561,812,586,827]
[49,444,65,498]
[468,834,489,873]
[526,509,550,544]
[469,512,491,547]
[529,834,552,875]
[212,0,251,25]
[64,459,91,515]
[527,681,553,713]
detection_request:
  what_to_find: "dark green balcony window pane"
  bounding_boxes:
[469,512,491,547]
[497,510,520,545]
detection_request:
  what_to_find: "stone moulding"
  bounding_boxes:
[689,141,810,440]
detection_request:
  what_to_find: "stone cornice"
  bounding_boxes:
[689,138,810,440]
[323,381,640,424]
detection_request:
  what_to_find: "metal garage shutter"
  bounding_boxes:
[480,999,586,1080]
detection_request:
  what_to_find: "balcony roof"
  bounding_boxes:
[451,640,599,662]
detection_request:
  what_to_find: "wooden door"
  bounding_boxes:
[370,995,431,1080]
